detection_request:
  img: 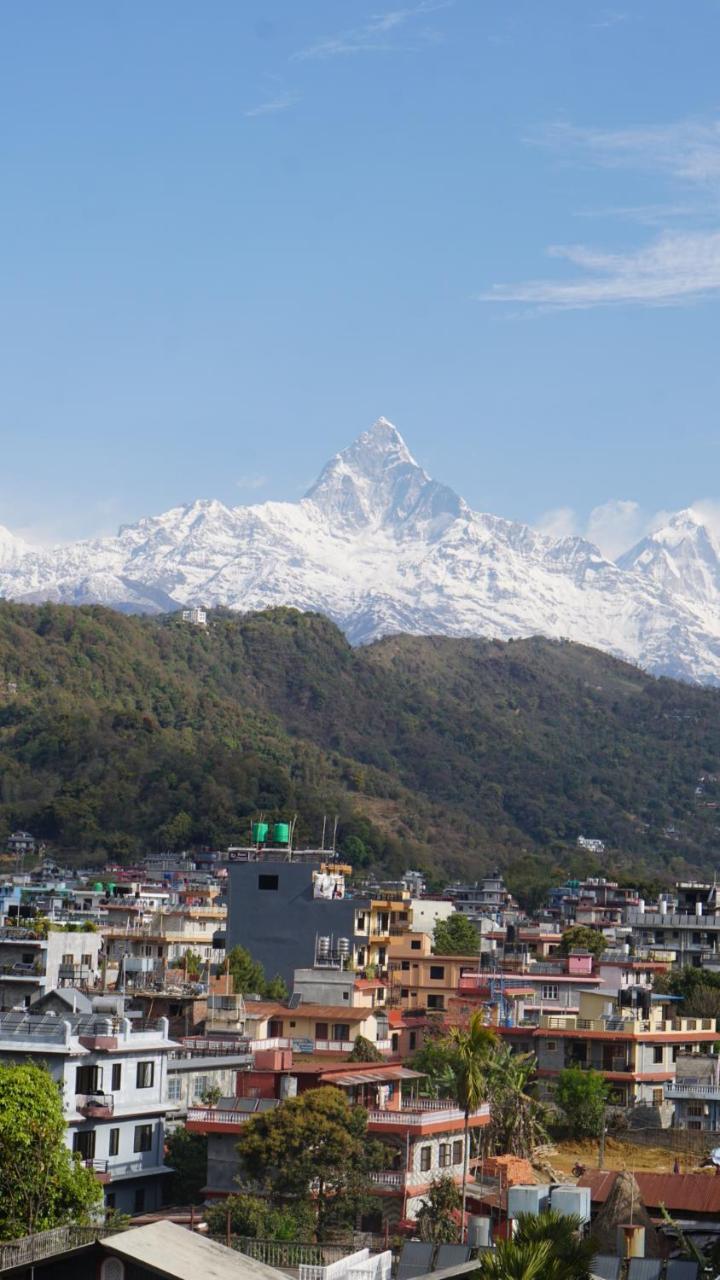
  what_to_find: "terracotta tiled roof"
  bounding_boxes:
[579,1171,720,1215]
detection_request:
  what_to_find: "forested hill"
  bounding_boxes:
[1,601,720,890]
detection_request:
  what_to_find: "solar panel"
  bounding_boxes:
[397,1243,434,1280]
[666,1263,699,1280]
[591,1258,621,1280]
[434,1245,472,1270]
[287,993,302,1009]
[627,1261,662,1280]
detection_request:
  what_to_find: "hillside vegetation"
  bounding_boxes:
[1,602,719,888]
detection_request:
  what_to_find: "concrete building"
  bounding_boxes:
[226,854,411,985]
[532,988,718,1121]
[0,1003,178,1214]
[664,1052,720,1130]
[0,925,102,1010]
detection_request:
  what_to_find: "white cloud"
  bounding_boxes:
[536,506,578,540]
[236,474,269,492]
[244,93,298,118]
[538,499,676,559]
[538,118,720,186]
[481,229,720,309]
[293,1,451,61]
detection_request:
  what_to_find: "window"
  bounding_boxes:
[315,1022,329,1039]
[133,1124,153,1153]
[73,1130,96,1160]
[332,1023,350,1041]
[168,1077,182,1102]
[268,1019,284,1037]
[409,1031,417,1051]
[687,1102,704,1117]
[82,953,92,966]
[342,992,349,1001]
[76,1064,102,1094]
[429,965,445,980]
[105,1193,116,1210]
[401,988,409,999]
[62,952,74,965]
[545,1040,557,1053]
[541,984,559,1001]
[420,1146,432,1172]
[439,1143,451,1168]
[453,1139,464,1165]
[653,1046,664,1064]
[411,940,421,951]
[401,961,410,971]
[111,1063,122,1091]
[652,1088,663,1107]
[108,1128,119,1157]
[134,1188,146,1213]
[258,874,279,891]
[427,995,444,1011]
[136,1061,154,1089]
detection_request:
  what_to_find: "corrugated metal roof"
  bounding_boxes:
[101,1220,289,1280]
[320,1066,424,1085]
[579,1171,720,1215]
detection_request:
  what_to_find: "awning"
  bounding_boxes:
[319,1066,424,1086]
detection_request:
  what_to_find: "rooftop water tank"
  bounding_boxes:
[507,1186,550,1219]
[273,822,290,845]
[549,1184,591,1224]
[252,822,268,844]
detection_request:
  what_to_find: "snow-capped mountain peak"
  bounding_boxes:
[3,418,720,684]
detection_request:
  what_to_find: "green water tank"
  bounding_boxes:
[106,882,116,895]
[252,821,269,844]
[93,883,103,893]
[273,822,290,845]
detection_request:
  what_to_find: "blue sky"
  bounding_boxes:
[2,0,720,555]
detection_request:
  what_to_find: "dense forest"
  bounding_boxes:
[1,601,720,892]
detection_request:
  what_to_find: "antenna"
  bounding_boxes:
[332,815,339,855]
[321,815,327,851]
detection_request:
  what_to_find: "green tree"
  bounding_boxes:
[433,914,480,955]
[0,1063,102,1238]
[204,1193,314,1242]
[475,1211,595,1280]
[416,1174,461,1243]
[347,1035,384,1063]
[227,945,267,996]
[236,1086,383,1240]
[484,1044,548,1158]
[446,1013,496,1239]
[558,926,607,961]
[165,1128,208,1204]
[182,949,203,979]
[513,1211,596,1280]
[264,973,289,1001]
[410,1033,461,1099]
[555,1065,609,1139]
[158,810,193,851]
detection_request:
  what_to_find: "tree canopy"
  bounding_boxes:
[433,914,480,955]
[558,926,607,961]
[555,1065,609,1139]
[235,1086,384,1239]
[416,1175,461,1243]
[226,946,288,999]
[0,1063,102,1238]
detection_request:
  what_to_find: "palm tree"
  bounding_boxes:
[484,1043,548,1157]
[513,1210,595,1280]
[475,1212,595,1280]
[475,1238,553,1280]
[446,1012,496,1239]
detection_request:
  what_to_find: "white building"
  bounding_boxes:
[182,608,207,626]
[0,925,102,1010]
[0,1002,179,1214]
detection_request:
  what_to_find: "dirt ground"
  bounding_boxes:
[543,1137,716,1176]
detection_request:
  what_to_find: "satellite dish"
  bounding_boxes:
[710,1147,720,1166]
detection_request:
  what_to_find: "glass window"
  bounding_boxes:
[332,1024,351,1041]
[653,1046,663,1064]
[429,965,445,980]
[541,984,559,1000]
[420,1146,432,1172]
[76,1064,102,1094]
[315,1022,329,1039]
[136,1061,154,1089]
[453,1139,463,1165]
[439,1143,451,1167]
[73,1130,96,1160]
[109,1128,119,1157]
[258,874,279,891]
[111,1063,122,1091]
[133,1124,153,1153]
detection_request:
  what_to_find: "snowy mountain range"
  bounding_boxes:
[3,417,720,684]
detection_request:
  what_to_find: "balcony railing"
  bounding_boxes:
[367,1103,489,1126]
[76,1092,114,1118]
[664,1081,720,1099]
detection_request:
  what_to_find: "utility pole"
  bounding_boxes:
[598,1105,607,1169]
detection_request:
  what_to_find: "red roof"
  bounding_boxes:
[579,1170,720,1216]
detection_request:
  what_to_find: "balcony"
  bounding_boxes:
[664,1081,720,1101]
[367,1102,490,1128]
[76,1092,114,1119]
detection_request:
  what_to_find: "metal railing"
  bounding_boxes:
[367,1103,489,1126]
[665,1081,720,1098]
[0,1224,111,1271]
